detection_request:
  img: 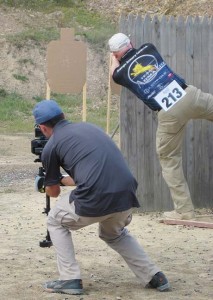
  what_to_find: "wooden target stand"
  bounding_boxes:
[106,54,112,135]
[106,54,121,137]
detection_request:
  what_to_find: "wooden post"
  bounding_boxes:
[106,54,112,134]
[82,82,87,121]
[46,81,51,100]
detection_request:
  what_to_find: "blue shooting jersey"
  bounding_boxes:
[113,43,186,111]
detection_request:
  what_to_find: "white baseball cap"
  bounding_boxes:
[108,33,130,52]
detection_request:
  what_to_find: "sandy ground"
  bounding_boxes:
[0,134,213,300]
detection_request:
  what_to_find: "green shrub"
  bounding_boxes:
[0,0,76,10]
[7,28,60,47]
[13,74,29,82]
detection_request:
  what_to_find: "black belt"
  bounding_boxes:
[181,83,188,90]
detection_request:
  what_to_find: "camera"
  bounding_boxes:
[31,125,52,247]
[31,126,48,161]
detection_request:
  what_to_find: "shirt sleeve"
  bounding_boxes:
[41,144,61,186]
[112,70,120,84]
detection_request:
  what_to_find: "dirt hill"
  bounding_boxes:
[0,1,212,100]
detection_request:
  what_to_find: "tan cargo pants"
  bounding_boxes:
[156,85,213,213]
[47,193,160,287]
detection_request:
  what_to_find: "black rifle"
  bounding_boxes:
[31,126,52,248]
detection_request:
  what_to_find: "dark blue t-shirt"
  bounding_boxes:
[113,43,186,111]
[41,120,139,216]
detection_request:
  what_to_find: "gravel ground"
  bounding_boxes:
[0,134,213,300]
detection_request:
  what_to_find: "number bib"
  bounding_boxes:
[154,80,186,111]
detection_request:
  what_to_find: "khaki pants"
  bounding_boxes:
[156,85,213,213]
[47,193,160,287]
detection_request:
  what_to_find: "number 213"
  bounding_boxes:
[162,88,183,108]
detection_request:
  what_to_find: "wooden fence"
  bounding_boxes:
[119,14,213,211]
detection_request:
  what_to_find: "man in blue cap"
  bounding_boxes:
[32,99,170,295]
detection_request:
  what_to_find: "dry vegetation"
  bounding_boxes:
[86,0,213,20]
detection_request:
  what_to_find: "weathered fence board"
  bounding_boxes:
[119,14,213,211]
[209,17,213,94]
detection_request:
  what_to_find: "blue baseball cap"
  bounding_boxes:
[33,99,63,124]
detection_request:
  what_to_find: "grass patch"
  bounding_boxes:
[18,58,34,65]
[0,0,83,10]
[0,93,35,133]
[7,27,60,47]
[0,92,119,135]
[13,74,29,82]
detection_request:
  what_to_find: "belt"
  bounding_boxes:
[181,83,188,90]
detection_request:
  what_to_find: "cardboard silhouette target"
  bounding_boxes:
[47,28,87,94]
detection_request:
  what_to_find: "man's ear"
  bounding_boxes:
[39,124,49,136]
[39,124,46,132]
